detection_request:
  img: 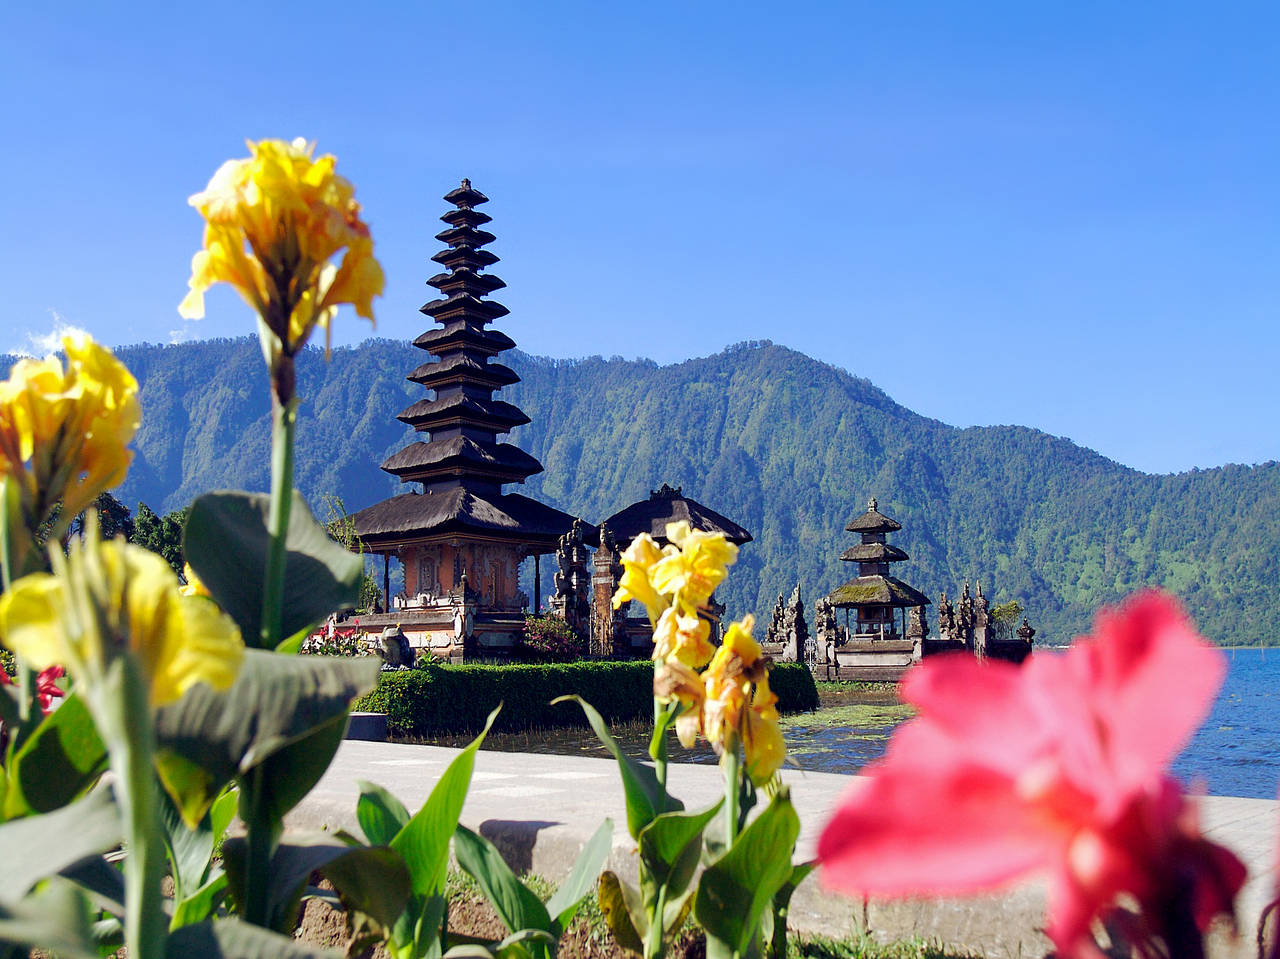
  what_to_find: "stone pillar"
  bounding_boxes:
[590,523,623,658]
[781,584,808,663]
[972,582,990,661]
[907,604,928,662]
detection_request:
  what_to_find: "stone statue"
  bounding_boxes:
[781,584,808,663]
[765,593,786,646]
[813,595,839,665]
[1017,618,1037,644]
[379,625,414,669]
[936,590,956,641]
[550,519,590,634]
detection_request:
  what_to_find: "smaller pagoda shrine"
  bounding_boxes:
[349,181,588,660]
[827,497,931,639]
[587,484,753,658]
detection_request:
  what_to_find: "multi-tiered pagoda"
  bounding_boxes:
[826,497,931,639]
[350,180,586,658]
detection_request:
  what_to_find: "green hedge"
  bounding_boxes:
[355,660,819,737]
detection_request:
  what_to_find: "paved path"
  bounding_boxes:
[291,741,1278,959]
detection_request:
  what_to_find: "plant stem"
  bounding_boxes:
[652,700,668,816]
[723,737,741,847]
[645,885,668,959]
[107,658,167,959]
[240,765,274,927]
[261,396,297,648]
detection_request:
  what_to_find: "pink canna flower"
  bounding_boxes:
[818,591,1245,959]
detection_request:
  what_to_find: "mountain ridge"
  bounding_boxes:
[11,336,1272,646]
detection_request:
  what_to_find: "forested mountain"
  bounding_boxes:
[59,337,1278,646]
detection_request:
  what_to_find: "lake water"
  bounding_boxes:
[415,648,1280,800]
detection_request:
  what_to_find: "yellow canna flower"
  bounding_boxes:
[651,606,714,669]
[649,521,738,615]
[612,533,671,624]
[179,563,210,598]
[0,521,243,708]
[700,615,785,784]
[654,659,705,749]
[179,138,384,371]
[0,332,140,530]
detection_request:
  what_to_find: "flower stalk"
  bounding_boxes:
[260,393,297,647]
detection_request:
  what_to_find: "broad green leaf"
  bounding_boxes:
[392,706,500,896]
[767,860,815,959]
[3,692,107,818]
[552,696,680,838]
[494,928,557,959]
[320,844,412,932]
[255,711,348,824]
[0,787,120,902]
[545,817,613,932]
[164,917,345,958]
[694,789,801,958]
[171,873,229,930]
[0,879,98,959]
[596,871,646,958]
[357,779,411,846]
[453,825,551,935]
[638,801,722,897]
[154,650,379,824]
[160,787,216,899]
[184,490,363,647]
[58,855,125,916]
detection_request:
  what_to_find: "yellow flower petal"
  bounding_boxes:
[612,533,670,623]
[181,138,382,357]
[0,529,242,709]
[651,606,714,669]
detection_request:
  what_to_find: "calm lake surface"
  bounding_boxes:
[415,648,1279,800]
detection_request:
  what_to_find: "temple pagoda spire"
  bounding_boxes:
[349,181,588,659]
[382,180,541,492]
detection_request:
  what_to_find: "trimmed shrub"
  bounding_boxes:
[769,662,821,713]
[355,659,820,736]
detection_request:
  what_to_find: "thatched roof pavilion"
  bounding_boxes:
[826,497,929,638]
[591,483,752,548]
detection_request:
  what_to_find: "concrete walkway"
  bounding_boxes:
[290,741,1278,959]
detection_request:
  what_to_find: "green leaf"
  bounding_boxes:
[0,787,120,902]
[453,825,551,935]
[165,917,345,958]
[320,844,412,933]
[2,692,107,818]
[0,879,98,959]
[171,873,230,930]
[356,779,411,847]
[545,817,613,932]
[391,705,499,896]
[255,711,348,824]
[596,871,646,959]
[694,789,801,959]
[637,801,722,898]
[161,787,216,900]
[154,650,379,825]
[553,696,680,839]
[58,855,125,916]
[767,861,815,959]
[184,491,363,647]
[494,928,557,959]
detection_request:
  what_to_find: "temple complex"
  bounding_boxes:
[349,181,586,659]
[776,496,1035,679]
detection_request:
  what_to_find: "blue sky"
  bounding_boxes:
[2,2,1276,475]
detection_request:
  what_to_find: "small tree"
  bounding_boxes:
[130,501,188,574]
[991,600,1024,641]
[322,494,381,614]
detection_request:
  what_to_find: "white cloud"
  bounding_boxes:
[5,311,89,358]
